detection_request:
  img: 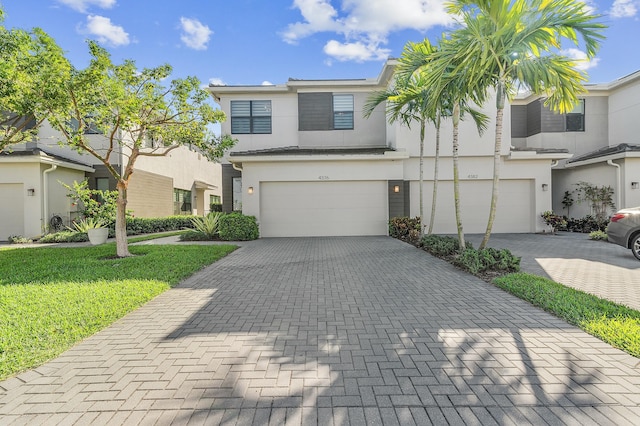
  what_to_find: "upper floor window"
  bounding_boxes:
[333,94,354,130]
[298,92,354,131]
[566,99,585,132]
[69,117,101,134]
[231,100,272,134]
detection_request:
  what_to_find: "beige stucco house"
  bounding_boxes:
[209,59,570,237]
[0,120,222,240]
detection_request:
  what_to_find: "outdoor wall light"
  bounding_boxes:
[247,186,254,194]
[541,184,549,191]
[27,188,35,196]
[393,185,400,193]
[632,182,639,189]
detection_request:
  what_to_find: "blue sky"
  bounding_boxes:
[2,0,640,87]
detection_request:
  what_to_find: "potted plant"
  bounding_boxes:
[69,218,109,245]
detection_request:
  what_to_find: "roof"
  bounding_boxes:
[229,146,394,157]
[567,143,640,164]
[0,147,95,171]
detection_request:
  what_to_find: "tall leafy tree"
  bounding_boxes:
[48,42,235,257]
[444,0,605,248]
[0,11,70,151]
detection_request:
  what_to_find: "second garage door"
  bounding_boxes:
[260,181,388,237]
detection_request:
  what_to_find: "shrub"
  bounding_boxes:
[63,180,119,224]
[589,230,608,241]
[124,216,195,235]
[389,217,421,245]
[453,247,521,275]
[421,234,461,257]
[186,212,222,240]
[179,230,213,241]
[565,215,608,233]
[8,235,32,244]
[39,231,89,243]
[541,211,567,233]
[218,213,259,241]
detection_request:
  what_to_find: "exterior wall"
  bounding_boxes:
[217,93,299,153]
[393,93,510,158]
[221,164,242,213]
[297,90,387,149]
[126,169,173,218]
[404,156,552,233]
[388,180,410,218]
[0,160,85,239]
[132,145,222,216]
[623,158,640,208]
[609,79,640,146]
[552,164,617,218]
[513,96,609,157]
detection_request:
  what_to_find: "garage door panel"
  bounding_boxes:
[0,184,25,241]
[260,181,387,237]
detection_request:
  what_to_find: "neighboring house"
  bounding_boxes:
[209,59,568,238]
[512,70,640,218]
[0,120,222,240]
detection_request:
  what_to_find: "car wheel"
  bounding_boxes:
[632,233,640,261]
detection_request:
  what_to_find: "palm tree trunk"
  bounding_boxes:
[480,83,506,249]
[419,119,425,237]
[452,102,465,250]
[428,116,441,235]
[115,180,131,257]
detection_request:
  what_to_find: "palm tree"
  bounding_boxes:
[404,36,490,249]
[443,0,605,249]
[364,40,440,237]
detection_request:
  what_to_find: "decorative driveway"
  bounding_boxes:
[1,236,639,425]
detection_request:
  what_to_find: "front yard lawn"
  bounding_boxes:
[0,243,236,380]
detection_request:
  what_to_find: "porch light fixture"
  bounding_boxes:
[632,182,639,189]
[27,188,35,196]
[247,186,254,194]
[393,185,400,193]
[541,184,549,191]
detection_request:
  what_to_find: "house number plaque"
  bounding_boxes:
[318,176,330,180]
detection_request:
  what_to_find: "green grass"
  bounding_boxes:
[0,243,236,380]
[494,273,640,358]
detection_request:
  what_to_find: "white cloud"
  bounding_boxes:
[609,0,638,18]
[82,15,129,46]
[282,0,452,62]
[208,77,226,86]
[262,81,274,86]
[323,40,391,62]
[560,48,600,71]
[179,17,213,50]
[58,0,116,13]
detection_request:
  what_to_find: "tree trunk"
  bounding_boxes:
[428,117,441,235]
[419,119,425,237]
[115,180,131,257]
[480,84,506,249]
[452,102,465,250]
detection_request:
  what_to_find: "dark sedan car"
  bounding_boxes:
[608,206,640,260]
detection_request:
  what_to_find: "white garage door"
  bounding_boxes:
[260,181,388,237]
[0,183,25,241]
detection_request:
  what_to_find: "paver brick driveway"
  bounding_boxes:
[1,236,639,425]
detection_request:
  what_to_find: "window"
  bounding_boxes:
[298,93,354,131]
[333,94,354,130]
[210,194,222,212]
[173,189,192,215]
[231,100,272,134]
[69,117,101,134]
[566,99,585,132]
[94,177,110,203]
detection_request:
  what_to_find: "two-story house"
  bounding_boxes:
[512,70,640,218]
[0,120,222,240]
[209,59,568,238]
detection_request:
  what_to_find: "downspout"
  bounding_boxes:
[232,162,243,172]
[42,164,57,232]
[607,160,622,209]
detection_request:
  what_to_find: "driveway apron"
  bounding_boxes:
[1,237,639,425]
